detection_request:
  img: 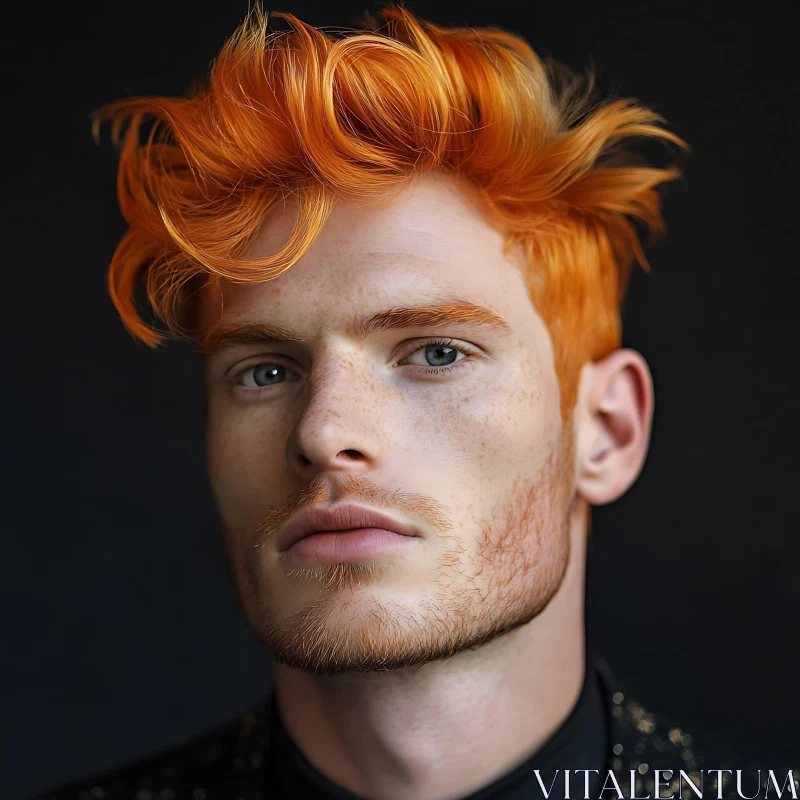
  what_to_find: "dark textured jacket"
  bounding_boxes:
[33,658,797,800]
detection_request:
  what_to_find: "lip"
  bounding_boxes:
[277,503,418,552]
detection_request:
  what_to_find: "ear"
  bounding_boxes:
[574,348,654,506]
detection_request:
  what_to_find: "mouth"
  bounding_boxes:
[277,504,419,554]
[285,527,420,562]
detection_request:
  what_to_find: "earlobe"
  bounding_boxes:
[575,349,654,507]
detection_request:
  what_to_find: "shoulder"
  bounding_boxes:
[32,701,271,800]
[595,656,798,798]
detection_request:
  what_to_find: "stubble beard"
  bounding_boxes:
[224,427,575,675]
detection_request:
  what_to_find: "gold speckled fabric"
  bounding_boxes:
[33,656,797,800]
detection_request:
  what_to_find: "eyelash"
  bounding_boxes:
[231,337,478,393]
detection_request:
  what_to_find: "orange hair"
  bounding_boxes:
[92,2,686,420]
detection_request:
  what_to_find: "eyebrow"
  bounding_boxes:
[197,299,511,355]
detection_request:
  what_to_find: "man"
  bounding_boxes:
[37,4,795,799]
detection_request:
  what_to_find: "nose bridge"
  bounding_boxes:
[307,347,368,415]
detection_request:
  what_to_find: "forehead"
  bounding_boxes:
[203,172,532,329]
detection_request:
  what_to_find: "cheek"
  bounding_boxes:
[205,404,284,526]
[418,362,561,490]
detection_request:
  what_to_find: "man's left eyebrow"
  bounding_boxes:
[197,299,512,355]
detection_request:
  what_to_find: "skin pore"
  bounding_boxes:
[201,171,653,800]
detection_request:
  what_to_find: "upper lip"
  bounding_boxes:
[277,503,418,551]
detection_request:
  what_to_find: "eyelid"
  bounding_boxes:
[227,337,478,371]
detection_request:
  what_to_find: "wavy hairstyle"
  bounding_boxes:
[92,2,686,420]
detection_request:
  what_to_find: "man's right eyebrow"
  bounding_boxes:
[197,320,304,355]
[197,299,512,355]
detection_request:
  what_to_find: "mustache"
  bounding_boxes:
[253,472,453,553]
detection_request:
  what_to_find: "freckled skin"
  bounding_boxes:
[203,171,575,675]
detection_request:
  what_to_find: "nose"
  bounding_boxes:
[285,353,384,479]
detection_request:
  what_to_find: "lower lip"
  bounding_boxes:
[287,528,417,562]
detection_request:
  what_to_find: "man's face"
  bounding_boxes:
[202,172,577,674]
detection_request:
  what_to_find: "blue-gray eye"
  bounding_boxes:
[249,364,287,387]
[424,344,459,367]
[403,339,470,369]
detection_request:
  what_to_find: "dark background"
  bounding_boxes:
[2,0,798,797]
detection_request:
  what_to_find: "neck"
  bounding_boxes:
[271,502,590,800]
